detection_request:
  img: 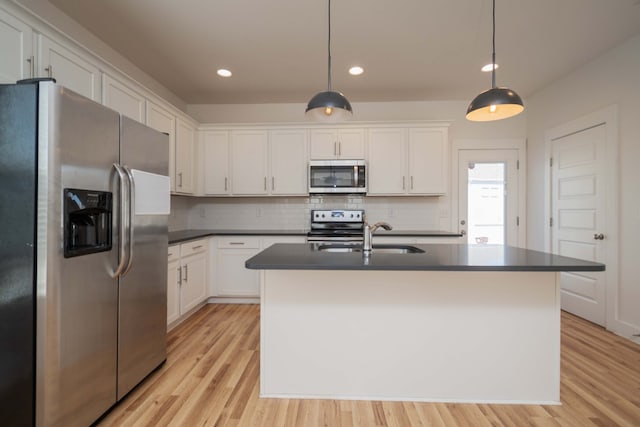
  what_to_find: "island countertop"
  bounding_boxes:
[245,243,605,272]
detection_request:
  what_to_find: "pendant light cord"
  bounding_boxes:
[327,0,332,91]
[491,0,496,89]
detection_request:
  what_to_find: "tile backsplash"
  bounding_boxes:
[171,195,452,232]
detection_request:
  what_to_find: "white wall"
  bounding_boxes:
[526,34,640,336]
[186,100,526,234]
[187,100,527,141]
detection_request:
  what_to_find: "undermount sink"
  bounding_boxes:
[315,244,425,254]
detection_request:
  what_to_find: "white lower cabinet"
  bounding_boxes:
[167,239,208,327]
[212,235,305,299]
[214,237,262,297]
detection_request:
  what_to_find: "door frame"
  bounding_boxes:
[451,138,526,247]
[544,105,620,331]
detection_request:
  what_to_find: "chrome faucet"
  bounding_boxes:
[363,220,393,253]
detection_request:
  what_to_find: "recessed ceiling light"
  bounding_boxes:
[481,63,499,72]
[217,69,232,77]
[349,66,364,76]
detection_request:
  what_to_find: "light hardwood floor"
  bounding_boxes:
[98,304,640,426]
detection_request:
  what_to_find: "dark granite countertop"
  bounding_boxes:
[169,229,461,244]
[245,243,606,272]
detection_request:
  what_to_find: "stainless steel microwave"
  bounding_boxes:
[308,160,367,194]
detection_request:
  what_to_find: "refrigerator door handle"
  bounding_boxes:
[113,163,130,278]
[122,166,135,275]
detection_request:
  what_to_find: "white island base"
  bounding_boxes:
[260,269,561,404]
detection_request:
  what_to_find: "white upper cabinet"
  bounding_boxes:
[368,126,448,196]
[102,74,146,123]
[37,35,101,101]
[146,101,176,191]
[202,130,230,196]
[230,130,269,195]
[0,9,33,83]
[309,128,365,159]
[175,118,195,194]
[269,129,307,195]
[408,127,447,195]
[368,128,408,194]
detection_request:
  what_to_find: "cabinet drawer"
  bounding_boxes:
[180,238,208,257]
[168,245,180,262]
[217,236,260,249]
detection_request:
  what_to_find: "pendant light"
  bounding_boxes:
[306,0,353,122]
[466,0,524,122]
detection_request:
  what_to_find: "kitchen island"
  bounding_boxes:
[246,243,605,404]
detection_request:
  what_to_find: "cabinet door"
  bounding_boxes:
[367,128,407,195]
[38,35,101,101]
[0,9,33,83]
[408,128,447,195]
[175,118,195,194]
[215,237,261,297]
[269,129,307,195]
[167,255,181,326]
[146,102,176,191]
[203,131,230,195]
[309,129,338,159]
[180,252,207,314]
[310,128,365,159]
[230,130,268,195]
[216,248,261,297]
[102,74,145,123]
[337,128,365,159]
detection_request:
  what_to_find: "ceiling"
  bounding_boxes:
[48,0,640,105]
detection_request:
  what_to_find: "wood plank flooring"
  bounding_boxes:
[97,304,640,426]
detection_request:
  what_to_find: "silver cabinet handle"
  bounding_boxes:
[338,142,341,156]
[334,141,337,156]
[224,177,228,192]
[402,176,406,190]
[113,163,130,278]
[123,166,135,275]
[264,176,267,191]
[192,245,203,250]
[229,242,245,245]
[183,265,188,281]
[410,176,414,190]
[177,267,182,285]
[178,172,183,188]
[594,233,605,240]
[44,65,52,78]
[272,176,275,191]
[26,56,34,78]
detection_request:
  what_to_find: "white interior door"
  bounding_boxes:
[551,124,607,326]
[458,150,519,246]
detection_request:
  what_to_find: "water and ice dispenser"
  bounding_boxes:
[63,188,112,258]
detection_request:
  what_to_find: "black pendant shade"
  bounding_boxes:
[466,0,524,122]
[306,90,353,122]
[306,0,352,121]
[466,87,524,122]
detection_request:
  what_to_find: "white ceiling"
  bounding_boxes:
[49,0,640,105]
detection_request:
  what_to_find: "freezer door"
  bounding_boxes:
[0,83,37,427]
[117,116,169,399]
[36,83,120,426]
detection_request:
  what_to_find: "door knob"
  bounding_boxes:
[594,233,605,240]
[461,230,467,236]
[460,220,466,225]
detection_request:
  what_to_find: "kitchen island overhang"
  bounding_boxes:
[246,244,605,404]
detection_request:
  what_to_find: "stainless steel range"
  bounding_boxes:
[307,209,365,244]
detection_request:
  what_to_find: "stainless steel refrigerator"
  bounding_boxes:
[0,79,169,426]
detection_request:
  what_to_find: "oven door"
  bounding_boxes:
[308,160,366,194]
